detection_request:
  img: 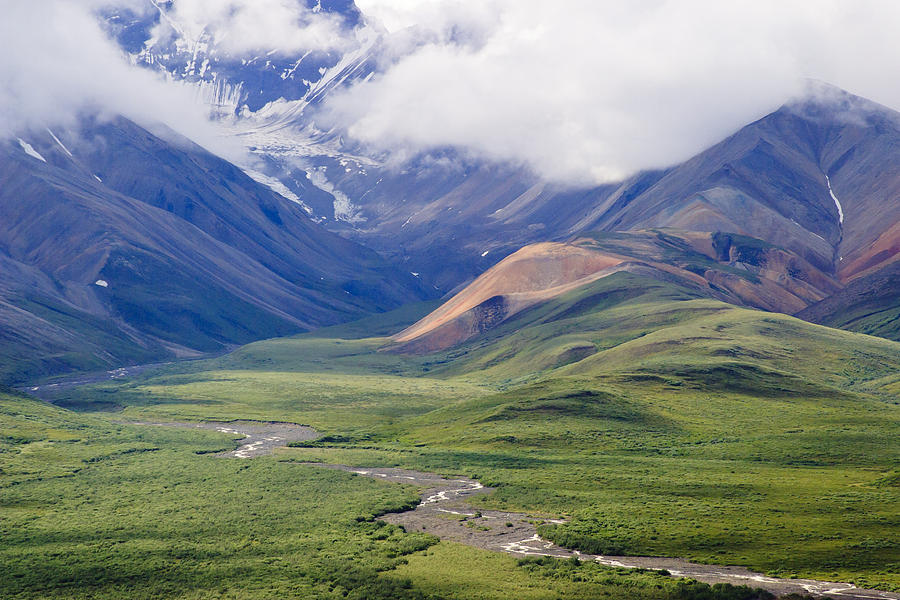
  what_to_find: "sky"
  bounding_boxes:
[3,0,900,184]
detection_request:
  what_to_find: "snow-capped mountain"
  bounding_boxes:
[105,0,368,114]
[102,0,385,221]
[99,4,900,343]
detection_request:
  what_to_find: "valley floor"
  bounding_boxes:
[4,286,899,599]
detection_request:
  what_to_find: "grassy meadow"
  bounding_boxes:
[6,273,900,597]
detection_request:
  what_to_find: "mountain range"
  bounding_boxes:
[0,116,427,383]
[2,2,900,384]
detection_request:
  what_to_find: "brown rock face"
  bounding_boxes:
[392,230,845,353]
[392,243,627,351]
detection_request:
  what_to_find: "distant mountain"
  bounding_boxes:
[103,0,388,223]
[325,86,900,346]
[0,116,429,383]
[574,85,900,278]
[239,85,900,307]
[107,4,900,311]
[42,3,900,350]
[103,0,367,114]
[379,85,900,349]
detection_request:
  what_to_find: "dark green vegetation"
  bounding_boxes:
[4,389,793,600]
[387,544,784,600]
[0,275,894,600]
[1,391,433,599]
[30,272,900,596]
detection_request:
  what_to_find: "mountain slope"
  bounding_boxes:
[574,86,898,277]
[275,87,900,301]
[392,230,841,352]
[0,117,429,383]
[798,260,900,340]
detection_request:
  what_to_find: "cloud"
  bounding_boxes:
[0,0,355,155]
[151,0,356,56]
[6,0,900,188]
[0,0,236,155]
[330,0,900,184]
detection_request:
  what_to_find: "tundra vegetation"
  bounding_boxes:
[4,274,899,598]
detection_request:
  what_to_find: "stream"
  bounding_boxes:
[123,420,319,457]
[119,420,898,600]
[305,463,899,600]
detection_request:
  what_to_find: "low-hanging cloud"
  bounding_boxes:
[0,0,353,158]
[6,1,900,187]
[0,0,232,153]
[334,0,900,184]
[150,0,355,56]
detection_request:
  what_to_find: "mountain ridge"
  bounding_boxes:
[0,114,431,383]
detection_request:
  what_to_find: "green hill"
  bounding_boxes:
[16,272,900,593]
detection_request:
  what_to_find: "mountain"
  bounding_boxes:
[317,85,900,345]
[11,9,900,383]
[102,0,390,222]
[105,4,900,311]
[104,0,368,114]
[391,229,841,352]
[336,86,900,294]
[221,81,900,308]
[0,116,429,384]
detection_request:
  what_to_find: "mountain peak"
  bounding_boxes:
[784,79,899,124]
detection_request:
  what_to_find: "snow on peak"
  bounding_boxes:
[17,138,46,162]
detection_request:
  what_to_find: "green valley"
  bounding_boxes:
[11,273,898,597]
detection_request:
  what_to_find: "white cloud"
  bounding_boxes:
[6,0,900,188]
[153,0,355,55]
[0,0,352,157]
[0,0,251,158]
[330,0,900,184]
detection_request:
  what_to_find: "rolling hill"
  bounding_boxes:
[391,229,842,352]
[40,268,900,591]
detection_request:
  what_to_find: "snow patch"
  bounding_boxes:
[307,167,366,224]
[47,129,72,157]
[825,174,844,224]
[17,139,46,162]
[242,168,313,214]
